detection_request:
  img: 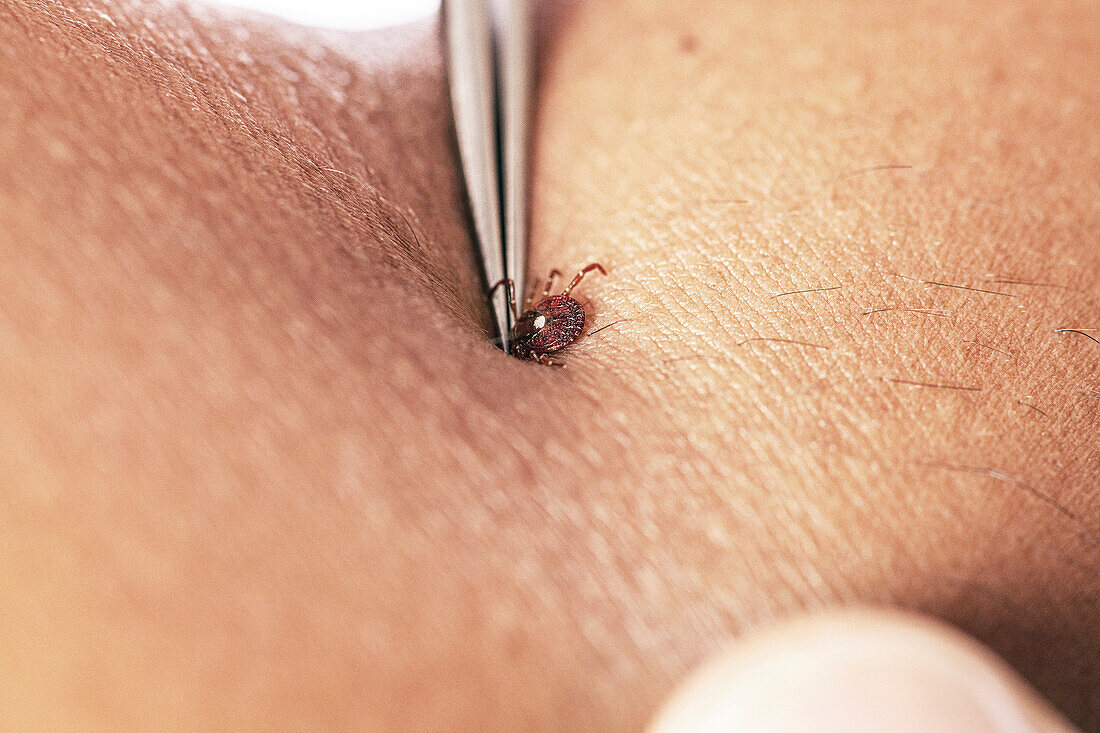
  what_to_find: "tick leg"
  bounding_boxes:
[541,269,562,299]
[488,277,519,320]
[522,269,562,310]
[561,263,608,297]
[534,353,564,368]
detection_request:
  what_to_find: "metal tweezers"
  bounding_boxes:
[442,0,533,354]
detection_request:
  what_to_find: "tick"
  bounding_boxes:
[490,263,607,366]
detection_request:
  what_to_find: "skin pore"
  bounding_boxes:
[0,0,1096,729]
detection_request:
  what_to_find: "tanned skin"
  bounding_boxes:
[0,0,1096,729]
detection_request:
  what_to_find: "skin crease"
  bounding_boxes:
[0,0,1097,729]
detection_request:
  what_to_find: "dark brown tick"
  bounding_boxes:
[490,263,607,366]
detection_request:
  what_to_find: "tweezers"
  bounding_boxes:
[442,0,533,354]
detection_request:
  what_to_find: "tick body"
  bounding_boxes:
[491,263,607,365]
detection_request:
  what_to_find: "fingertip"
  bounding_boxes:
[649,610,1078,733]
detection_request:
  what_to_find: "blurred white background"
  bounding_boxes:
[213,0,440,30]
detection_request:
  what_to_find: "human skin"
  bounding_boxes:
[0,0,1096,729]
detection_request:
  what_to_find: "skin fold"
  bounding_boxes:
[0,0,1096,729]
